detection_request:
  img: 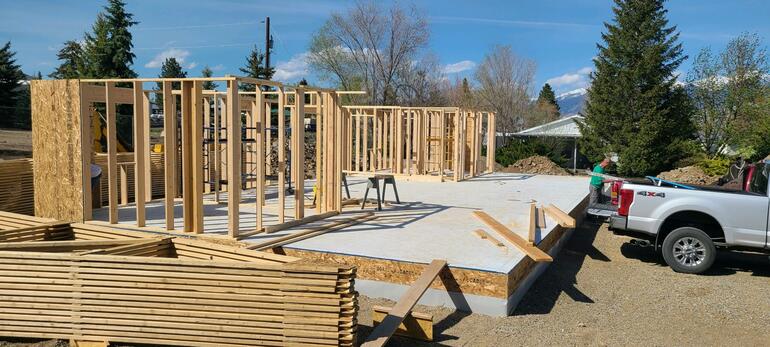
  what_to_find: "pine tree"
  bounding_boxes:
[80,1,137,79]
[0,42,26,128]
[155,58,187,105]
[537,83,560,114]
[103,0,137,78]
[200,65,217,90]
[82,13,112,78]
[239,46,275,91]
[50,40,85,79]
[579,0,694,176]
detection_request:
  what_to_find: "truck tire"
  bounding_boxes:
[662,227,716,274]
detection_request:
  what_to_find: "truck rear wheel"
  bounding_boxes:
[662,227,716,274]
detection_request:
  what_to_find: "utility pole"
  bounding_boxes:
[264,17,272,72]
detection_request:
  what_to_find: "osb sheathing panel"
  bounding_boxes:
[280,248,510,298]
[31,80,85,221]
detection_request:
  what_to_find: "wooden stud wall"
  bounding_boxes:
[30,77,345,241]
[342,106,496,182]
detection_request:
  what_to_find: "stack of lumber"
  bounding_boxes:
[93,152,166,204]
[0,212,359,346]
[0,211,69,241]
[0,159,34,215]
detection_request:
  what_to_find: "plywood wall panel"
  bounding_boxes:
[30,80,85,221]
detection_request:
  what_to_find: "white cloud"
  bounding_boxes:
[211,64,225,71]
[546,67,593,92]
[273,52,310,81]
[144,48,195,69]
[443,60,476,74]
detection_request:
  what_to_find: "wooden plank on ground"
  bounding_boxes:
[528,203,537,246]
[246,213,375,250]
[362,259,447,347]
[472,211,552,262]
[472,229,506,249]
[372,305,433,342]
[543,203,576,228]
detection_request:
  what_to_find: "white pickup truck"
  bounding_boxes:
[609,161,770,274]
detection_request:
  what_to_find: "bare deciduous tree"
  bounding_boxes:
[397,54,447,106]
[474,45,536,135]
[308,1,429,105]
[687,32,769,157]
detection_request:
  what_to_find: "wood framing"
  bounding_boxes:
[30,77,346,241]
[343,106,496,182]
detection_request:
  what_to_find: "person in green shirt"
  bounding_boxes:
[589,158,611,206]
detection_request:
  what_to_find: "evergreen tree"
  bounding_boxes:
[579,0,694,176]
[0,42,26,128]
[103,0,137,78]
[239,46,275,91]
[82,13,112,78]
[200,65,217,90]
[155,58,187,105]
[50,40,85,79]
[80,1,137,79]
[537,83,560,114]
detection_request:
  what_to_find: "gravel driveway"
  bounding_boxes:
[356,219,770,346]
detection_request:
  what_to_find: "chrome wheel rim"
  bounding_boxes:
[672,236,706,267]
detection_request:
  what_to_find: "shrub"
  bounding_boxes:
[697,157,730,177]
[495,137,567,168]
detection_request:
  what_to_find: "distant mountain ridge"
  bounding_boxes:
[556,88,587,116]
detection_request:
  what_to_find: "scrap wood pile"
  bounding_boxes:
[657,165,720,186]
[0,211,359,347]
[501,155,570,176]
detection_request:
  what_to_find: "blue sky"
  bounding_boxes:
[2,0,769,95]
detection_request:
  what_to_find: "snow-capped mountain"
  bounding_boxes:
[556,88,587,116]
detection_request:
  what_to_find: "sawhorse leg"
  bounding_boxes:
[342,172,351,199]
[361,177,382,211]
[381,176,400,204]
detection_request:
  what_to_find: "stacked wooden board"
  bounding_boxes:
[92,152,167,205]
[0,212,359,347]
[0,159,34,215]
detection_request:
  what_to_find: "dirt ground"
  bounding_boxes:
[0,129,32,160]
[356,219,770,346]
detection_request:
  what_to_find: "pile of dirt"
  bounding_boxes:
[501,155,570,176]
[657,165,720,186]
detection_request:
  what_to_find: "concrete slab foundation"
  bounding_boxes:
[92,172,589,316]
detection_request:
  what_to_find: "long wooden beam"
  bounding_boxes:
[543,203,576,228]
[162,81,176,231]
[226,80,241,238]
[133,82,146,227]
[105,82,118,224]
[362,259,447,347]
[472,210,553,262]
